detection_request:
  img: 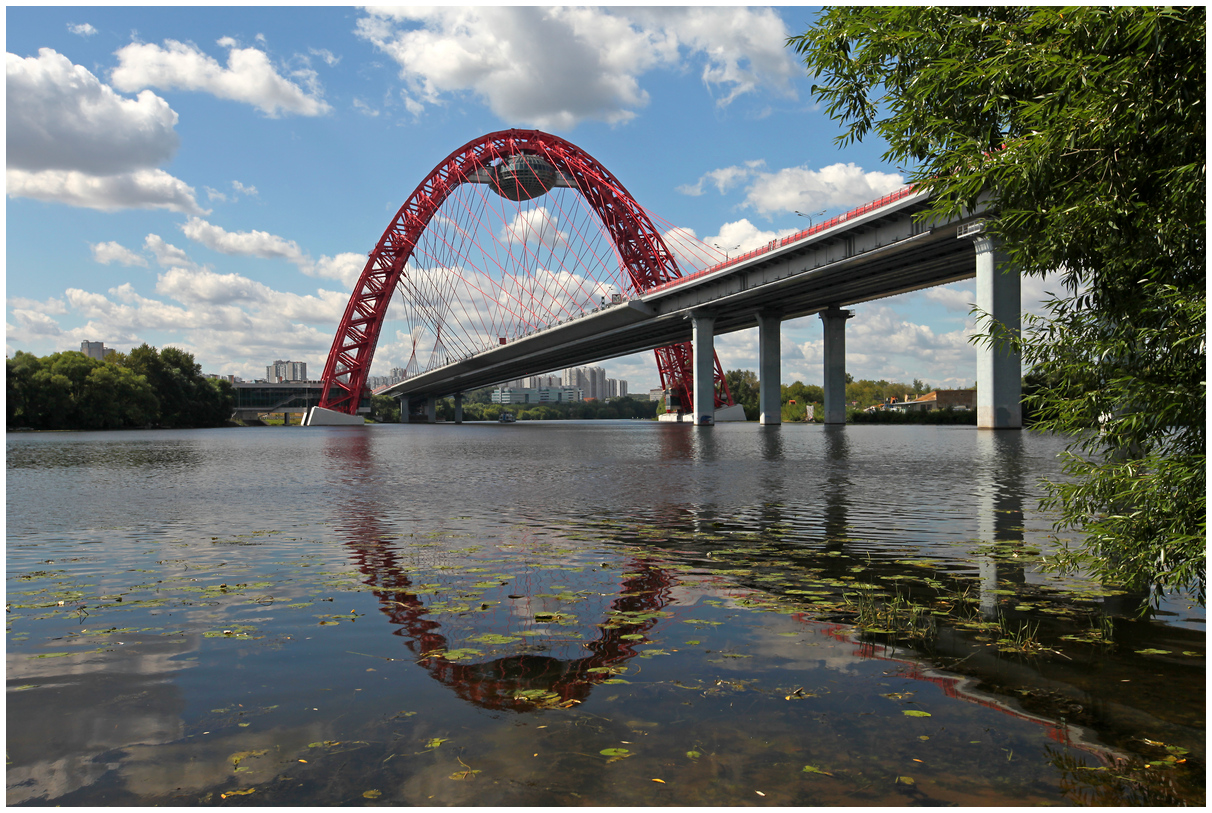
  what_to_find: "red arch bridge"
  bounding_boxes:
[310,129,1020,429]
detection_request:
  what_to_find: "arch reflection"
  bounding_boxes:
[322,429,672,713]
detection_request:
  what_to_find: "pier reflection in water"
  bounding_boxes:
[5,423,1203,806]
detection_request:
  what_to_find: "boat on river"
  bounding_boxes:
[498,411,516,423]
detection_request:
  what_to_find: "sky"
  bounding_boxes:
[6,6,1056,392]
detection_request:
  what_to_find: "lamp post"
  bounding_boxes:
[795,209,826,229]
[713,243,740,261]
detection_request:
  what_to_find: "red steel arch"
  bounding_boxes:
[318,128,732,414]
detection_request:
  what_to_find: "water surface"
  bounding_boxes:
[6,423,1204,805]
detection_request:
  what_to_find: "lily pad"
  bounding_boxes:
[902,710,932,717]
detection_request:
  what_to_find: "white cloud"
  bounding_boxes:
[309,48,340,67]
[6,168,207,215]
[500,207,570,250]
[91,241,148,267]
[353,98,380,117]
[706,219,798,255]
[110,37,332,117]
[923,285,975,312]
[178,216,364,286]
[181,216,306,262]
[678,160,903,218]
[743,163,904,216]
[355,6,797,128]
[7,48,180,174]
[231,180,257,198]
[7,296,68,315]
[67,23,97,38]
[6,49,205,215]
[144,234,199,270]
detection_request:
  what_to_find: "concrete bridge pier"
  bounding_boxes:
[453,393,463,424]
[972,234,1022,429]
[819,307,853,425]
[756,310,782,425]
[690,311,717,426]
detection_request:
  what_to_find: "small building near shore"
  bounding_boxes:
[888,388,976,412]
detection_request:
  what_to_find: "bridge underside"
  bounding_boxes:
[379,197,981,403]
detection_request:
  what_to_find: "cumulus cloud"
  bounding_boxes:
[68,23,97,38]
[6,168,207,215]
[6,49,204,214]
[355,6,797,128]
[144,234,199,270]
[181,216,305,262]
[7,296,68,315]
[178,216,365,286]
[744,163,904,216]
[706,219,798,255]
[91,241,148,267]
[676,161,765,196]
[8,48,179,174]
[680,159,904,217]
[110,37,331,117]
[500,207,570,250]
[923,284,975,312]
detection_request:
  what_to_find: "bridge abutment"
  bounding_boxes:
[972,234,1022,429]
[690,311,717,426]
[820,307,853,425]
[756,310,782,425]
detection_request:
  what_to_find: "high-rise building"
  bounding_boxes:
[267,360,307,382]
[80,341,114,360]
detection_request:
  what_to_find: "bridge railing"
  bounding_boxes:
[644,184,918,295]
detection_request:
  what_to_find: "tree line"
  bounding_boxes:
[725,369,946,421]
[370,391,659,422]
[7,345,234,430]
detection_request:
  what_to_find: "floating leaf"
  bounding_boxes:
[686,751,702,759]
[426,737,448,749]
[902,710,932,717]
[600,748,631,756]
[802,764,834,776]
[896,775,915,785]
[220,788,256,798]
[363,789,382,799]
[1134,648,1171,655]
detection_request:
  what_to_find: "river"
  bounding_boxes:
[6,422,1204,805]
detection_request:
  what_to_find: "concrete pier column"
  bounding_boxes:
[453,393,463,424]
[973,234,1021,429]
[756,310,782,425]
[819,306,853,425]
[396,394,408,423]
[690,311,717,426]
[425,396,436,423]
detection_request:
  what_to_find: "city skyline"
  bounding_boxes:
[7,7,1058,391]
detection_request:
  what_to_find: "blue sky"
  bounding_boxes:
[7,6,1046,391]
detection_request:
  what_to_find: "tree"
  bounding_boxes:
[790,7,1205,602]
[724,369,760,420]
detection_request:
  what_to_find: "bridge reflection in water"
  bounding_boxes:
[320,427,1131,773]
[324,430,673,713]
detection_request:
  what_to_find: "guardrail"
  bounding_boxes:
[645,184,918,295]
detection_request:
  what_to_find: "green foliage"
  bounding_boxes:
[724,369,759,420]
[455,396,657,422]
[849,409,975,426]
[791,7,1205,601]
[370,393,400,423]
[7,345,232,430]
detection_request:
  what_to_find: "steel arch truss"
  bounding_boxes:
[319,128,733,415]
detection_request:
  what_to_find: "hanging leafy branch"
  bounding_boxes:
[789,7,1205,602]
